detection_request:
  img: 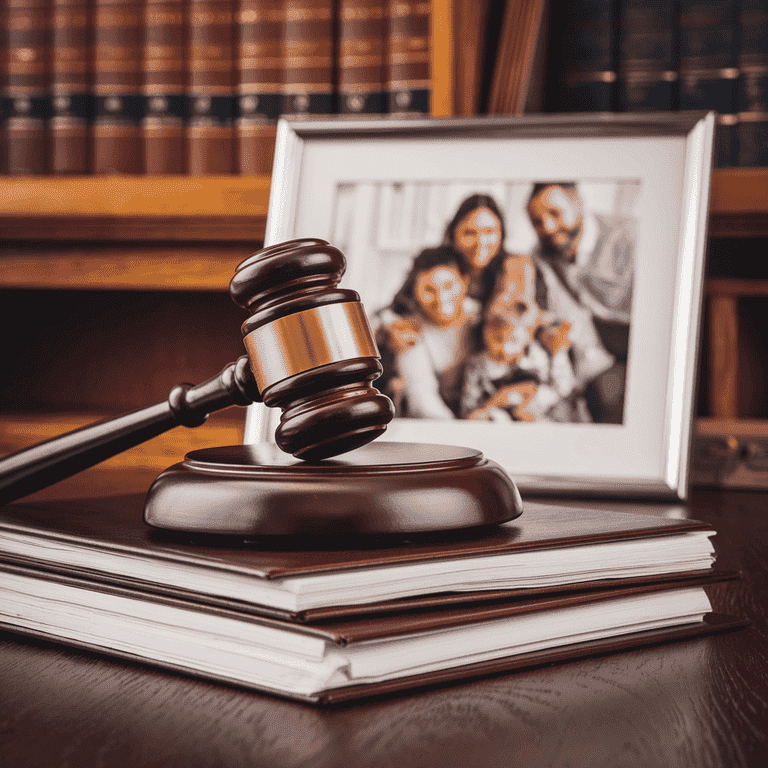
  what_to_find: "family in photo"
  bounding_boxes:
[373,183,636,425]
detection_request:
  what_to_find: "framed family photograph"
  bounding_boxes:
[244,112,715,499]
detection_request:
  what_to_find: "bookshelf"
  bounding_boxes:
[1,0,767,479]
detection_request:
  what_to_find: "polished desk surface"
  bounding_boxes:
[1,468,766,768]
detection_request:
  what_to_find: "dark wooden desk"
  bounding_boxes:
[1,471,766,768]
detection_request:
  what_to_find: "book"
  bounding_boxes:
[235,0,284,175]
[545,0,618,113]
[486,0,549,116]
[4,0,52,175]
[283,0,336,118]
[615,0,679,112]
[678,0,739,168]
[0,491,745,702]
[386,0,430,115]
[142,0,188,174]
[187,0,236,174]
[338,0,387,116]
[92,0,145,174]
[0,560,742,703]
[736,0,768,167]
[0,493,722,619]
[50,0,94,175]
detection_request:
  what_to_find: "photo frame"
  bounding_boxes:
[244,113,715,500]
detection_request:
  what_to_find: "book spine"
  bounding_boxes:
[50,0,93,174]
[143,0,188,174]
[736,0,768,167]
[545,0,618,113]
[678,0,739,168]
[0,0,8,174]
[386,0,430,115]
[338,0,386,115]
[93,0,145,174]
[616,0,678,112]
[283,0,336,117]
[5,0,52,175]
[235,0,284,175]
[188,0,235,174]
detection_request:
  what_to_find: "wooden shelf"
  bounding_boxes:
[0,169,766,242]
[0,245,252,291]
[0,176,271,242]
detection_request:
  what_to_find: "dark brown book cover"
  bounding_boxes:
[5,0,52,175]
[544,0,617,113]
[615,0,678,112]
[283,0,336,117]
[678,0,739,167]
[142,0,188,174]
[0,558,746,704]
[0,491,722,621]
[50,0,93,174]
[235,0,283,175]
[386,0,430,115]
[338,0,386,115]
[736,1,768,167]
[93,0,145,174]
[187,0,235,174]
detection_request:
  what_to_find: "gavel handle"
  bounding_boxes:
[0,357,261,505]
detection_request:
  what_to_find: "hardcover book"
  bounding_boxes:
[187,0,236,174]
[0,491,746,702]
[142,0,188,174]
[5,0,52,175]
[50,0,93,174]
[736,0,768,167]
[338,0,387,116]
[545,0,617,113]
[235,0,284,175]
[283,0,336,118]
[386,0,430,115]
[616,0,678,112]
[92,0,145,174]
[678,0,739,167]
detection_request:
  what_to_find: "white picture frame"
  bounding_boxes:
[244,113,715,500]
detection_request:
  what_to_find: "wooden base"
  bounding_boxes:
[143,442,523,536]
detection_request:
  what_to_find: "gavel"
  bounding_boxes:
[0,239,396,506]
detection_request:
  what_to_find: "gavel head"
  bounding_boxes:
[230,238,396,461]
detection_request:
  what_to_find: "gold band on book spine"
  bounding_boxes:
[243,302,379,390]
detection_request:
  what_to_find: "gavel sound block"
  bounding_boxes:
[0,239,522,536]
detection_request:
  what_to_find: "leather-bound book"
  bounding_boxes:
[0,3,8,175]
[385,0,430,115]
[0,491,746,703]
[338,0,386,116]
[187,0,235,175]
[283,0,336,118]
[50,0,93,174]
[93,0,145,174]
[736,0,768,167]
[678,0,739,168]
[544,0,617,113]
[142,0,188,174]
[5,0,52,175]
[616,0,678,112]
[235,0,284,175]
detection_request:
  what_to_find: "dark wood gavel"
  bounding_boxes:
[0,239,396,505]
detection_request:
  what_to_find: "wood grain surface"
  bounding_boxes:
[1,485,766,768]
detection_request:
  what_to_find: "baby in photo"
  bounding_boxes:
[460,256,585,422]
